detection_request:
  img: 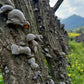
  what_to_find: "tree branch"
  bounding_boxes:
[53,0,63,13]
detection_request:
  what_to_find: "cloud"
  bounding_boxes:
[50,0,84,19]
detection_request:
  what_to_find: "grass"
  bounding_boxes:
[67,41,84,84]
[0,71,4,84]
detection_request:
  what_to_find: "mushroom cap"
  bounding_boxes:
[0,5,14,14]
[28,58,35,64]
[46,76,51,80]
[30,63,39,69]
[35,34,43,42]
[27,34,36,41]
[11,44,19,55]
[7,9,29,26]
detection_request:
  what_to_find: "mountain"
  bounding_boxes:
[61,14,84,31]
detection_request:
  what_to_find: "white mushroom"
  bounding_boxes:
[49,79,55,84]
[32,71,41,80]
[0,5,14,14]
[59,82,65,84]
[60,52,66,56]
[45,53,52,58]
[46,76,55,84]
[6,9,30,29]
[27,33,43,42]
[28,57,39,69]
[0,0,15,7]
[35,34,43,42]
[27,34,36,42]
[11,44,31,56]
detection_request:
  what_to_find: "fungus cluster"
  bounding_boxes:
[27,33,43,53]
[11,33,43,69]
[0,0,30,29]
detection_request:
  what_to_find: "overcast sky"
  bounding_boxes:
[50,0,84,19]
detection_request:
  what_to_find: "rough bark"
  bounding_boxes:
[0,0,71,84]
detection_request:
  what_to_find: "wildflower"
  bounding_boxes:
[68,74,71,77]
[77,67,80,70]
[72,65,74,67]
[80,69,83,72]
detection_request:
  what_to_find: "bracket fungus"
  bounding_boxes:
[28,57,39,69]
[27,33,43,42]
[0,0,15,7]
[0,5,14,14]
[32,71,41,80]
[4,66,9,74]
[6,9,30,29]
[35,34,43,42]
[27,34,43,53]
[46,76,55,84]
[59,82,65,84]
[11,44,32,56]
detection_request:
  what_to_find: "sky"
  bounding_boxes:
[49,0,84,19]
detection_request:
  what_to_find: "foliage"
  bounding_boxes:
[67,41,84,84]
[0,71,4,84]
[68,33,80,38]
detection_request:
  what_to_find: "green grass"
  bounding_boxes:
[0,71,4,84]
[67,41,84,84]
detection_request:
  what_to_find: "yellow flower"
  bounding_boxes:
[77,67,80,70]
[81,64,84,66]
[80,69,83,72]
[68,74,71,77]
[72,65,74,67]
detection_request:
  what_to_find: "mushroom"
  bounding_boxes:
[28,57,39,69]
[11,44,32,56]
[0,0,15,7]
[6,9,30,29]
[27,34,43,53]
[0,5,14,14]
[45,53,52,58]
[46,76,55,84]
[26,34,36,42]
[59,82,65,84]
[27,33,43,42]
[35,34,43,42]
[32,71,41,80]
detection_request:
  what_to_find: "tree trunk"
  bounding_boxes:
[0,0,71,84]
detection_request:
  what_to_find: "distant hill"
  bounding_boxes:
[61,14,84,31]
[71,26,84,33]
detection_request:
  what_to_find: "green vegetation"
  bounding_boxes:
[0,71,4,84]
[69,26,84,33]
[67,40,84,84]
